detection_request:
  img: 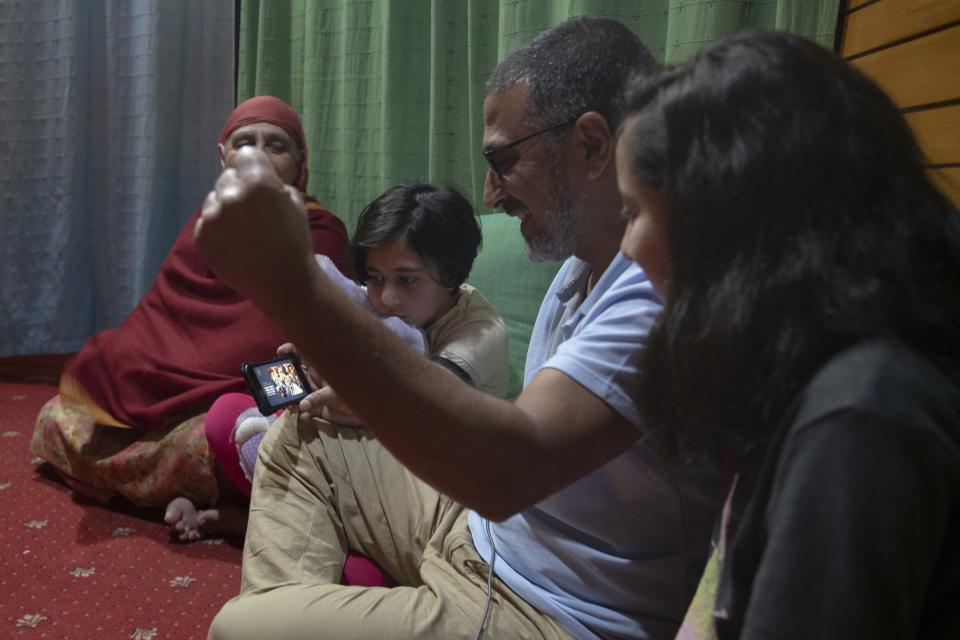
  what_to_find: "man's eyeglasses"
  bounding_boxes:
[483,117,579,177]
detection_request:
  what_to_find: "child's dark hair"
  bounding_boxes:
[350,182,482,289]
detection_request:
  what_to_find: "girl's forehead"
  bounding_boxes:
[365,237,427,270]
[615,116,640,154]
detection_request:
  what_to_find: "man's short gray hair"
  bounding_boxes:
[486,16,658,133]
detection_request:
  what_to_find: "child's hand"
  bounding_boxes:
[299,384,363,428]
[277,342,324,391]
[277,342,356,425]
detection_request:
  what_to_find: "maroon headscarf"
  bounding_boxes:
[218,96,310,191]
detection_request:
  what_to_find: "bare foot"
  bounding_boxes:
[195,505,249,539]
[164,497,249,542]
[165,496,204,542]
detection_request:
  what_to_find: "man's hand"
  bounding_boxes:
[194,146,315,316]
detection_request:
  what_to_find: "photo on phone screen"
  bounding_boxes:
[241,355,311,415]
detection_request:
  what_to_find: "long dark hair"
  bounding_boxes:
[620,30,960,459]
[350,182,482,290]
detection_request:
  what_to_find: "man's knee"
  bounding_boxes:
[207,598,247,640]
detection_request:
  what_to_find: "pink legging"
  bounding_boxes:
[204,392,397,587]
[204,392,262,497]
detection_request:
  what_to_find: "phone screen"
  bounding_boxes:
[243,356,310,413]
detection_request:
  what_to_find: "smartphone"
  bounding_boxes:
[240,355,311,416]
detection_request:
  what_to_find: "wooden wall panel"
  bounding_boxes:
[0,354,73,384]
[905,105,960,165]
[842,0,960,57]
[929,168,960,206]
[841,0,960,208]
[849,24,960,109]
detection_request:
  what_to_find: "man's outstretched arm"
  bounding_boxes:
[195,147,639,520]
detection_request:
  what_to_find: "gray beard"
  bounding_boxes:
[524,171,582,263]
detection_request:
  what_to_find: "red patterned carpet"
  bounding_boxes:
[0,382,242,639]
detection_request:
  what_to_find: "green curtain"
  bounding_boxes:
[237,0,839,231]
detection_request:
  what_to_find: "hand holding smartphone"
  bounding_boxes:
[241,354,311,416]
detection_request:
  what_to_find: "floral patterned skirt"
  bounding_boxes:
[30,395,218,508]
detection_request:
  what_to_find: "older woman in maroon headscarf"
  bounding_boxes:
[31,97,350,531]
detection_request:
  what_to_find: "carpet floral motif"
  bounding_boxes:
[16,614,47,628]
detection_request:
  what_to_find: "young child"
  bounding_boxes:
[172,182,508,542]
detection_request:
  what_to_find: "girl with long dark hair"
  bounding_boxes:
[616,30,960,639]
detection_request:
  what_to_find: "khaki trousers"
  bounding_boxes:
[207,411,573,640]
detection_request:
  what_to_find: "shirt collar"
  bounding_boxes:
[554,252,633,312]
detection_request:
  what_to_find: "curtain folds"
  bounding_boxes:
[0,0,235,357]
[0,0,838,358]
[237,0,840,233]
